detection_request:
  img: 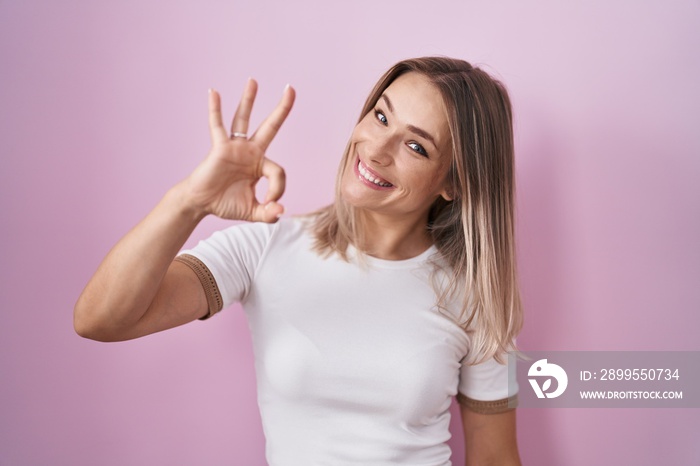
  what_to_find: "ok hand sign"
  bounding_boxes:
[184,79,295,223]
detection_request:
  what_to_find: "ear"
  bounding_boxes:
[439,182,454,202]
[439,162,456,201]
[439,190,453,202]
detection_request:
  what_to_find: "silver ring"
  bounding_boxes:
[231,132,247,138]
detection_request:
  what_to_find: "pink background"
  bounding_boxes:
[1,1,699,464]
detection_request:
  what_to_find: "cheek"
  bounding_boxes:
[405,164,449,196]
[352,116,379,142]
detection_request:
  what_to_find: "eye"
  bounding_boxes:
[408,142,429,157]
[374,109,388,126]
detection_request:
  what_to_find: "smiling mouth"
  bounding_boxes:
[356,159,393,188]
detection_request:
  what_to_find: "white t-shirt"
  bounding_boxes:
[179,218,517,466]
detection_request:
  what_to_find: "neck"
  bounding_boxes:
[355,210,433,260]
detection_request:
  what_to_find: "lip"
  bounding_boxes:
[353,156,394,191]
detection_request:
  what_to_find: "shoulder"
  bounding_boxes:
[212,216,317,266]
[207,216,309,247]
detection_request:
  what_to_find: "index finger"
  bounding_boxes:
[250,84,296,151]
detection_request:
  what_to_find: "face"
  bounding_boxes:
[340,72,453,223]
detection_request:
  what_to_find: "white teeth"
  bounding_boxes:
[357,161,392,187]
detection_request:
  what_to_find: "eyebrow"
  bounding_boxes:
[380,94,438,148]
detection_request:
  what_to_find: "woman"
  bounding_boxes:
[75,56,523,465]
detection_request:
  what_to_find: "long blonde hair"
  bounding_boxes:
[310,57,522,364]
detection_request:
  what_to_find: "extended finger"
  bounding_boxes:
[250,84,296,151]
[208,89,228,144]
[230,78,258,138]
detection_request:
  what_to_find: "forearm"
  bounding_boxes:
[74,182,205,340]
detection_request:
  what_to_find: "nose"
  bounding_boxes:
[367,135,396,167]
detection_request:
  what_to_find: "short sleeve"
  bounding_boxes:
[176,222,275,319]
[457,354,519,414]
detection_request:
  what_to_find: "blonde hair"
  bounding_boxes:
[310,57,523,364]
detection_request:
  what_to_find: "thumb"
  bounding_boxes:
[251,201,284,223]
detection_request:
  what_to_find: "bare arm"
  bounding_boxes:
[74,186,207,341]
[461,405,521,466]
[74,80,295,342]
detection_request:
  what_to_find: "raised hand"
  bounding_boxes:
[74,79,296,341]
[184,79,296,223]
